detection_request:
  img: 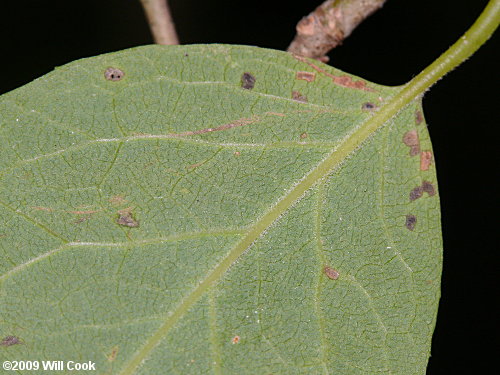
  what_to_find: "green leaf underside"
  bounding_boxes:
[0,45,442,374]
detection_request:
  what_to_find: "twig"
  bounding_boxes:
[139,0,179,45]
[287,0,386,61]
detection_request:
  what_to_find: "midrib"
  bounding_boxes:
[118,83,414,375]
[119,8,492,365]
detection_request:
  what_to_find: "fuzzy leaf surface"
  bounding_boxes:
[0,45,442,375]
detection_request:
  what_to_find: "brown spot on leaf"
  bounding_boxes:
[293,55,374,91]
[334,76,370,90]
[420,151,433,171]
[410,186,424,201]
[296,71,316,82]
[292,90,308,103]
[410,181,436,201]
[422,181,436,196]
[104,67,125,81]
[231,335,240,344]
[107,346,119,362]
[300,132,308,139]
[409,148,420,157]
[324,266,339,280]
[117,208,139,228]
[405,214,417,231]
[170,117,259,137]
[1,335,21,346]
[187,162,203,170]
[241,72,256,90]
[415,110,424,125]
[361,102,376,111]
[402,130,419,146]
[402,130,420,156]
[234,151,241,156]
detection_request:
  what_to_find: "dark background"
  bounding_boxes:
[1,1,497,373]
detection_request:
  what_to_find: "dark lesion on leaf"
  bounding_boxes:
[415,110,424,125]
[231,335,240,344]
[117,208,139,228]
[420,151,433,171]
[296,71,316,82]
[241,72,256,90]
[405,214,417,231]
[1,335,22,346]
[107,346,119,362]
[292,90,308,103]
[104,67,125,81]
[293,54,374,91]
[324,266,339,280]
[410,181,436,201]
[402,130,420,156]
[409,186,424,201]
[361,102,376,111]
[422,181,436,196]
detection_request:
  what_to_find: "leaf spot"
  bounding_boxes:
[231,335,240,344]
[117,208,139,228]
[233,151,241,156]
[187,162,203,170]
[405,214,417,231]
[296,71,316,82]
[293,54,374,91]
[324,266,339,280]
[410,181,436,201]
[361,102,376,111]
[107,346,119,362]
[422,181,436,196]
[420,151,433,170]
[402,130,420,156]
[104,67,125,81]
[169,117,259,137]
[241,72,256,90]
[292,91,308,103]
[1,335,22,346]
[409,186,424,201]
[300,132,308,139]
[415,110,424,125]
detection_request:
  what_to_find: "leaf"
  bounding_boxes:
[0,45,442,374]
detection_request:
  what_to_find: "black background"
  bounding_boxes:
[1,1,497,373]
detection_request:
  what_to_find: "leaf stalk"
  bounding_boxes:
[139,0,179,45]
